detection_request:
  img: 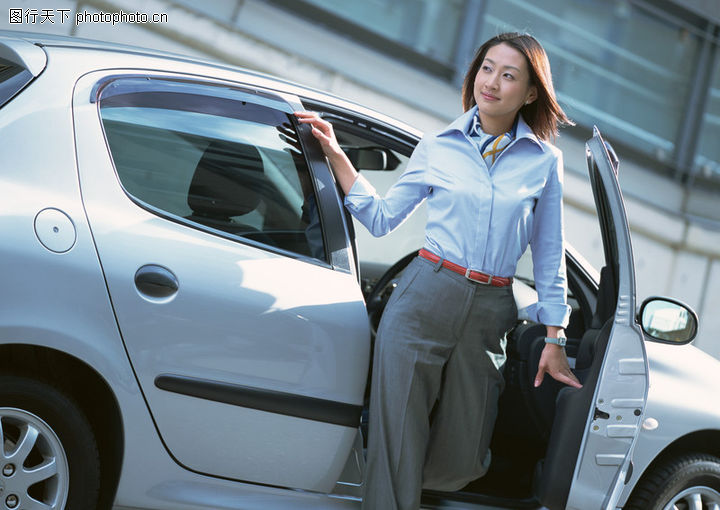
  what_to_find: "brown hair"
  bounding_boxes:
[461,32,573,141]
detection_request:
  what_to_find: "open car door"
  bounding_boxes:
[536,128,649,509]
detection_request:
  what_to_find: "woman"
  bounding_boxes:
[296,32,581,510]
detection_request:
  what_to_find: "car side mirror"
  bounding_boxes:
[343,146,401,171]
[638,296,698,344]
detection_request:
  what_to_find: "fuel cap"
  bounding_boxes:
[34,208,76,253]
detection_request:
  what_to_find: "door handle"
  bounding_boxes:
[134,265,179,298]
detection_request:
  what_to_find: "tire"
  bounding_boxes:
[625,453,720,510]
[0,375,100,509]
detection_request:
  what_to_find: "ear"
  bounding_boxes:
[525,85,538,105]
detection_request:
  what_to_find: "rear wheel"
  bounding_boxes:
[625,453,720,510]
[0,375,100,509]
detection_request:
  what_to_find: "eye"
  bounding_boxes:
[481,64,493,72]
[503,73,515,80]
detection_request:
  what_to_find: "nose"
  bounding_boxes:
[485,71,500,90]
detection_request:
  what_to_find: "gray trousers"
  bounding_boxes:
[362,255,517,510]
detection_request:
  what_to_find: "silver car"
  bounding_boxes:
[0,30,715,510]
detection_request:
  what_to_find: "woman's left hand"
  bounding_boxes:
[534,344,582,388]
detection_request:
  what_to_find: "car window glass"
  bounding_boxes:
[98,80,326,262]
[0,58,33,108]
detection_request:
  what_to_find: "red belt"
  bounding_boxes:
[418,249,513,287]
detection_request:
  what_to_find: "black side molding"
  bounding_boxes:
[155,374,362,428]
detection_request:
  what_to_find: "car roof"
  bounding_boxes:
[0,30,423,139]
[3,29,186,55]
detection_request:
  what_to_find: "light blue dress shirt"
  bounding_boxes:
[344,105,571,328]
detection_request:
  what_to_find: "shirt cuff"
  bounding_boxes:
[343,174,377,209]
[529,301,572,329]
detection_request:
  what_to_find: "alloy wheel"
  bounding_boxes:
[663,486,720,510]
[0,407,69,510]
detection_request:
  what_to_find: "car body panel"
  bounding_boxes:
[0,33,46,75]
[616,340,720,506]
[0,36,221,510]
[0,42,129,387]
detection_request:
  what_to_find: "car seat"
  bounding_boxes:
[186,139,274,245]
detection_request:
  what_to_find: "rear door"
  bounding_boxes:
[538,128,649,509]
[72,72,370,492]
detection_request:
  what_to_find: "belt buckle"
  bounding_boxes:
[465,268,491,285]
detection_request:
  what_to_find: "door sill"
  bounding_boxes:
[422,489,539,509]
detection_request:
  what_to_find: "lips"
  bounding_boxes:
[481,92,499,101]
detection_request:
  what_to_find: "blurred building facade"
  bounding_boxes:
[4,0,720,353]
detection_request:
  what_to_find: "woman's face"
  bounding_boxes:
[473,42,537,134]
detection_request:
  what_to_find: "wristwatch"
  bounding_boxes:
[544,336,567,347]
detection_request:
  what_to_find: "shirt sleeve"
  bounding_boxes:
[343,136,431,237]
[529,152,572,328]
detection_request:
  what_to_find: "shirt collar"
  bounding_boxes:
[439,105,545,152]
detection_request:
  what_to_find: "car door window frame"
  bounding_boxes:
[93,74,355,271]
[299,99,420,277]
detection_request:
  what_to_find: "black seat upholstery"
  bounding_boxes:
[186,139,272,241]
[507,319,587,442]
[507,322,556,438]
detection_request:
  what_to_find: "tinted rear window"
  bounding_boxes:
[0,58,33,108]
[98,78,328,263]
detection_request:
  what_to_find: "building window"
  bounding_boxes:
[696,50,720,179]
[300,0,465,63]
[264,0,463,77]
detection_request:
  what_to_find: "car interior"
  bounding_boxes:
[319,105,621,509]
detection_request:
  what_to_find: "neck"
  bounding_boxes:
[478,113,515,136]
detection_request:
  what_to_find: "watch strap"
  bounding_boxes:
[544,336,567,347]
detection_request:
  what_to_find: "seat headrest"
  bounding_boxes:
[188,140,265,218]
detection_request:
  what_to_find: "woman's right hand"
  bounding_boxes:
[294,111,343,160]
[294,111,359,194]
[534,344,582,388]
